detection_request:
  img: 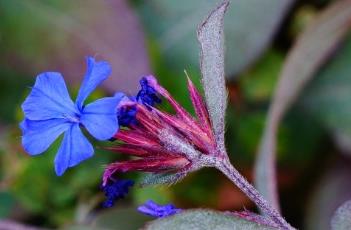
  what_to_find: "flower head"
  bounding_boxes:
[103,75,218,185]
[20,57,123,176]
[101,179,134,208]
[137,200,181,218]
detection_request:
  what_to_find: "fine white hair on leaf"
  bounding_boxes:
[140,173,186,187]
[159,129,200,160]
[331,200,351,230]
[197,1,229,153]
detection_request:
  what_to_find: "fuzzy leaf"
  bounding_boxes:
[140,173,186,187]
[331,200,351,230]
[254,0,351,210]
[143,209,275,230]
[91,207,152,230]
[231,211,279,228]
[197,1,228,150]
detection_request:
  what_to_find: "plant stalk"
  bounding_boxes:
[215,158,294,230]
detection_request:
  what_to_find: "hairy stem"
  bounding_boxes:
[215,158,294,230]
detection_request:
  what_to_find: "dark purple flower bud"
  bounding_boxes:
[136,76,161,107]
[101,179,134,208]
[137,200,181,218]
[118,105,137,126]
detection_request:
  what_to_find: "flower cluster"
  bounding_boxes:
[102,75,218,186]
[18,0,295,227]
[20,58,219,210]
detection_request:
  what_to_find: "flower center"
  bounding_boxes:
[64,113,80,123]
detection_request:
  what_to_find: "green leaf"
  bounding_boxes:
[133,185,172,205]
[143,209,275,230]
[240,51,284,102]
[254,0,351,210]
[331,200,351,230]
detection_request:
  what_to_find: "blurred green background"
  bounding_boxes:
[1,0,351,229]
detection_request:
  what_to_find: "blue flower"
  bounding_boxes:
[137,200,181,218]
[101,179,134,208]
[136,76,161,107]
[20,57,124,176]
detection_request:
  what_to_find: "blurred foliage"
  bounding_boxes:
[0,191,15,218]
[305,161,351,230]
[135,0,293,79]
[132,178,172,204]
[172,168,219,207]
[0,0,351,229]
[0,0,150,94]
[6,131,116,226]
[240,51,284,103]
[227,49,325,166]
[254,0,351,209]
[302,34,351,154]
[0,69,32,123]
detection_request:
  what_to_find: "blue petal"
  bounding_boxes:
[75,57,112,110]
[21,72,77,120]
[54,124,94,176]
[137,200,181,218]
[80,95,123,140]
[20,119,71,155]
